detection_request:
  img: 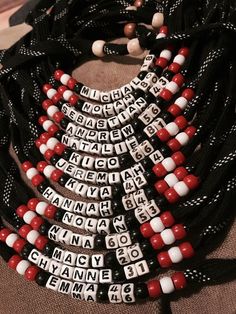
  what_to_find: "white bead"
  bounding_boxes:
[161,229,175,245]
[47,88,57,99]
[60,74,71,85]
[174,181,190,196]
[63,90,73,101]
[164,173,178,187]
[175,96,188,109]
[127,38,144,56]
[43,165,55,178]
[16,260,31,275]
[175,132,189,146]
[23,211,37,224]
[168,247,183,263]
[160,277,175,294]
[92,40,106,57]
[47,137,59,150]
[42,120,53,131]
[39,144,48,154]
[173,54,185,65]
[166,82,179,94]
[162,157,176,172]
[47,105,59,118]
[126,6,137,10]
[35,201,48,215]
[165,122,179,136]
[160,49,172,61]
[150,217,165,233]
[6,234,19,247]
[26,168,38,180]
[27,230,40,244]
[152,12,164,28]
[156,33,166,39]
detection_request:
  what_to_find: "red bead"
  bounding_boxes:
[159,26,168,34]
[53,111,64,123]
[183,175,200,190]
[179,242,194,259]
[167,138,181,152]
[167,104,182,117]
[35,139,42,148]
[147,280,162,298]
[25,265,39,281]
[164,187,180,203]
[21,161,33,172]
[38,115,48,125]
[37,161,48,172]
[54,143,66,155]
[152,163,167,177]
[174,116,188,129]
[52,92,62,104]
[168,62,181,74]
[182,88,195,101]
[174,167,188,180]
[40,132,51,144]
[67,78,77,89]
[69,94,79,106]
[172,74,184,87]
[44,149,55,160]
[31,217,44,230]
[172,224,187,240]
[172,151,186,165]
[160,89,173,102]
[44,205,57,219]
[42,99,53,111]
[27,198,39,211]
[48,124,59,135]
[8,255,22,269]
[19,225,32,238]
[150,234,164,250]
[160,211,175,227]
[13,239,27,253]
[0,228,11,241]
[54,70,64,80]
[155,57,168,68]
[16,205,28,217]
[58,85,67,94]
[42,84,52,94]
[154,180,169,194]
[157,128,170,142]
[140,223,155,238]
[31,174,44,187]
[157,251,172,268]
[172,272,187,290]
[185,126,196,138]
[51,169,63,182]
[35,235,48,250]
[178,47,189,57]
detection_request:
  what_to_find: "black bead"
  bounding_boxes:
[135,283,149,299]
[58,174,69,186]
[37,182,49,194]
[112,200,124,214]
[152,66,163,77]
[133,88,145,99]
[104,252,119,268]
[154,196,167,208]
[140,157,153,168]
[74,82,83,94]
[125,211,138,228]
[140,240,153,255]
[159,145,172,158]
[132,119,143,131]
[54,130,64,141]
[42,243,56,257]
[144,170,156,184]
[159,111,172,124]
[54,208,65,222]
[130,228,143,242]
[50,155,60,166]
[113,268,126,282]
[163,70,174,81]
[156,96,164,106]
[113,184,125,198]
[147,257,159,271]
[57,99,65,109]
[144,187,156,200]
[21,243,34,258]
[149,135,162,147]
[75,99,85,111]
[97,285,109,302]
[61,148,72,160]
[136,132,144,142]
[36,271,50,286]
[109,221,116,234]
[137,71,148,80]
[119,153,133,168]
[60,117,69,129]
[94,235,106,250]
[144,91,156,104]
[39,222,51,235]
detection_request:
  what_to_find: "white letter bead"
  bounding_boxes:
[162,158,176,172]
[160,49,172,61]
[46,276,61,291]
[47,105,59,117]
[43,165,55,178]
[175,133,189,146]
[16,260,31,275]
[23,211,37,224]
[27,230,40,244]
[166,82,179,94]
[26,168,38,180]
[150,217,165,233]
[47,138,59,150]
[174,181,190,196]
[174,55,185,65]
[164,173,178,187]
[168,247,183,263]
[161,229,175,245]
[152,12,164,28]
[175,96,188,109]
[6,234,19,247]
[160,277,175,294]
[60,74,71,85]
[165,122,179,136]
[92,40,105,57]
